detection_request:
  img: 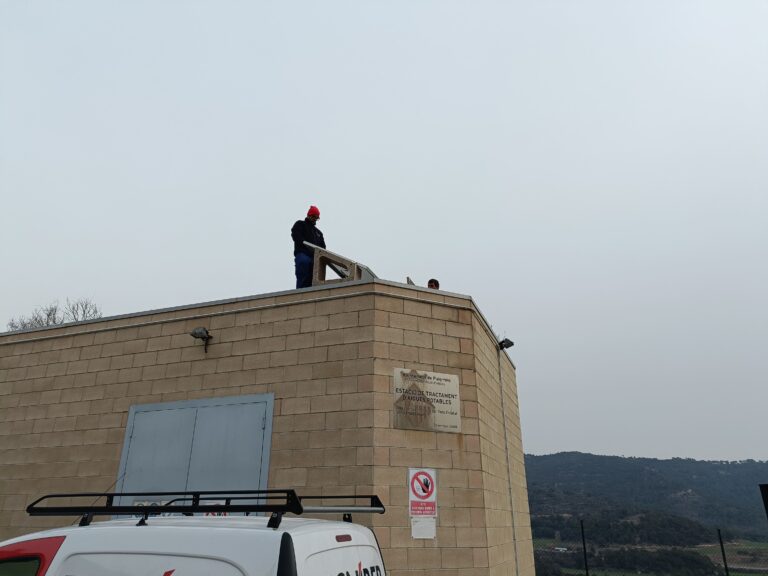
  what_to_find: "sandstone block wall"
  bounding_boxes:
[0,281,533,576]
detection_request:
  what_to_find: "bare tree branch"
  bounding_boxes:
[64,298,102,323]
[5,298,102,332]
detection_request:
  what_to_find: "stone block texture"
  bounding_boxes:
[0,280,533,576]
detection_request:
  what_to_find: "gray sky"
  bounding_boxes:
[1,0,766,461]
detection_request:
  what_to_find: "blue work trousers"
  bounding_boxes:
[295,252,313,289]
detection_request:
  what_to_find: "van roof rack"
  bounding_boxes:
[26,490,385,529]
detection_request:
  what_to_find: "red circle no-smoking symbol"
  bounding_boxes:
[411,471,435,500]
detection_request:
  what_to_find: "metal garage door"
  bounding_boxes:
[116,394,274,504]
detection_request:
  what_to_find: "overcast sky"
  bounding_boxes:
[1,0,766,461]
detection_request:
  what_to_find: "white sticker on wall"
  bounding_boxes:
[411,517,437,539]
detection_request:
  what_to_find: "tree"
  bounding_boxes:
[6,298,103,331]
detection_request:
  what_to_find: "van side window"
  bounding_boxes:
[0,558,41,576]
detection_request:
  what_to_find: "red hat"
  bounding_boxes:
[307,205,320,218]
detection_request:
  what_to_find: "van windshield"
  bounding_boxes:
[0,559,41,576]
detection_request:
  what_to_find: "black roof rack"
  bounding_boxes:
[26,490,385,529]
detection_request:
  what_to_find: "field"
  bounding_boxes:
[535,539,768,575]
[696,540,768,573]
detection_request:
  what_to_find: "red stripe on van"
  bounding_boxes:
[0,536,66,576]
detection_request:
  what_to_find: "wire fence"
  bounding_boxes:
[533,522,768,576]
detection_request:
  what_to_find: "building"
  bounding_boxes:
[0,279,533,576]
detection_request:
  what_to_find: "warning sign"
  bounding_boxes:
[409,468,437,517]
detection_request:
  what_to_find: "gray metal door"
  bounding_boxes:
[186,402,267,491]
[117,394,274,503]
[120,408,197,494]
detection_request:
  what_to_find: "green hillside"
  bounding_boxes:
[525,452,768,539]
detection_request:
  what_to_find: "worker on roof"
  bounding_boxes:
[291,205,326,289]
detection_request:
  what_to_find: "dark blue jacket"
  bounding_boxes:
[291,218,326,256]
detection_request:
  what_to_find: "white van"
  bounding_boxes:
[0,490,386,576]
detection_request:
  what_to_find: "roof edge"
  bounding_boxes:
[1,280,510,368]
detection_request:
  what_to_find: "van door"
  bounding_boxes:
[303,545,384,576]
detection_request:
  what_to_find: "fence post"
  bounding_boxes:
[581,519,590,576]
[717,528,730,576]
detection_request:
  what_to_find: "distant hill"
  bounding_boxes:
[525,452,768,540]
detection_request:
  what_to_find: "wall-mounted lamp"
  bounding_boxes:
[190,327,213,353]
[498,338,514,350]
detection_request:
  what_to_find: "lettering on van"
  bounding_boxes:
[336,562,383,576]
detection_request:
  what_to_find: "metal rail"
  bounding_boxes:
[27,490,301,517]
[26,490,385,528]
[299,495,385,516]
